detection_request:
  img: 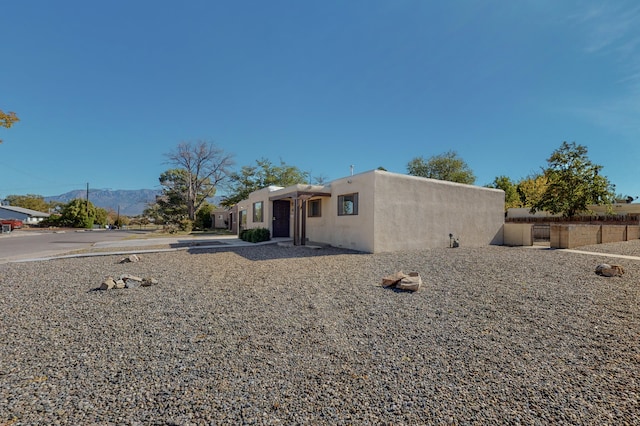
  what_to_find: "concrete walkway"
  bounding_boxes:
[560,248,640,261]
[92,234,252,249]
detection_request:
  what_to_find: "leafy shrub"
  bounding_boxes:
[252,227,270,242]
[240,227,270,243]
[179,219,193,233]
[163,224,179,234]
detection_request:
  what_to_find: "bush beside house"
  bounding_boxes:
[240,227,270,243]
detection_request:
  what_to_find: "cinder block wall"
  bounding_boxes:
[550,224,640,249]
[601,225,627,243]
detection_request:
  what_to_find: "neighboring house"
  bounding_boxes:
[507,203,640,220]
[211,208,231,230]
[210,206,241,234]
[0,205,50,226]
[236,169,504,253]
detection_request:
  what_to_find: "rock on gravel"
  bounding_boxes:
[1,243,639,424]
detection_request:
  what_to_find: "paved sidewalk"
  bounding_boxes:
[92,234,251,249]
[560,248,640,261]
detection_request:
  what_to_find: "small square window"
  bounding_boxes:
[253,201,263,222]
[338,193,358,216]
[308,199,321,217]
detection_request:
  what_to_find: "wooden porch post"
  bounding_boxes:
[301,199,307,246]
[293,198,300,245]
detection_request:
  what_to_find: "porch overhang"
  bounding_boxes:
[268,184,331,246]
[268,184,331,201]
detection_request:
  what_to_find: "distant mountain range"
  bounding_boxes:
[44,189,224,216]
[45,189,161,216]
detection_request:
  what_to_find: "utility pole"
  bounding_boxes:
[86,182,89,217]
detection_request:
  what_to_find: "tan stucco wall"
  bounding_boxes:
[243,186,282,232]
[504,223,533,246]
[211,209,230,229]
[305,196,331,242]
[369,171,504,252]
[307,172,377,252]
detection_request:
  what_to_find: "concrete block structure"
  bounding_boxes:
[237,169,505,253]
[550,224,640,249]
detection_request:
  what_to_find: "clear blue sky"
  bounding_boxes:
[2,1,639,199]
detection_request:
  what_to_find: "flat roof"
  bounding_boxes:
[268,184,331,201]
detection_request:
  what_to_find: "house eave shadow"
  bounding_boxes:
[183,242,365,261]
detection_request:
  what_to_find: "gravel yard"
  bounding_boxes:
[1,242,639,425]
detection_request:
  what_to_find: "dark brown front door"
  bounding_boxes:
[272,200,290,238]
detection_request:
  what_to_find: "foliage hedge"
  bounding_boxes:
[239,227,271,243]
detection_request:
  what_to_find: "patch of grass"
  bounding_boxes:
[191,229,235,236]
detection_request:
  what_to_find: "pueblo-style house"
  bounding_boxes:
[231,169,504,253]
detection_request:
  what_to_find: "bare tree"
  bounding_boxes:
[164,141,234,221]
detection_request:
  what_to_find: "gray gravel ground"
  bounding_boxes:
[1,242,639,425]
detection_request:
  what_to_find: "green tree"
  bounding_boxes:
[94,207,108,227]
[407,150,476,184]
[531,141,615,217]
[516,173,548,208]
[142,202,164,225]
[0,109,19,143]
[164,141,234,221]
[156,168,190,224]
[4,194,53,212]
[222,158,309,207]
[57,198,106,228]
[194,201,213,230]
[486,176,520,210]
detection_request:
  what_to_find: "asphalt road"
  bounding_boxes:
[0,229,153,263]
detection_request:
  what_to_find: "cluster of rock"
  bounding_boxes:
[381,271,422,291]
[95,254,159,290]
[99,274,158,290]
[595,263,625,277]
